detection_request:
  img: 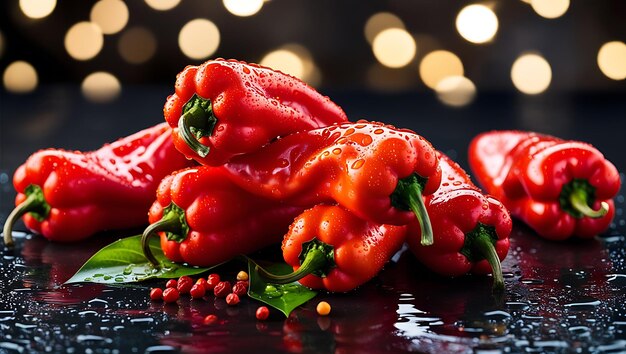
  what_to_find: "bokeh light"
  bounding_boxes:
[364,12,405,44]
[597,41,626,80]
[531,0,569,19]
[277,44,321,86]
[435,76,476,107]
[65,22,104,60]
[144,0,180,11]
[223,0,264,17]
[90,0,129,35]
[19,0,56,19]
[511,53,552,94]
[456,5,499,44]
[260,49,305,80]
[3,61,38,94]
[372,28,416,68]
[118,27,157,64]
[178,19,220,60]
[81,72,121,103]
[419,50,464,89]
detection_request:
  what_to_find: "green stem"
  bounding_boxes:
[391,174,434,246]
[473,229,504,293]
[570,188,609,219]
[255,249,329,284]
[406,182,433,246]
[177,94,216,158]
[141,212,182,267]
[3,185,49,247]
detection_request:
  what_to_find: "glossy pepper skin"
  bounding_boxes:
[141,166,304,267]
[225,121,442,245]
[3,123,194,245]
[256,205,407,292]
[163,58,348,166]
[468,131,620,240]
[407,152,511,291]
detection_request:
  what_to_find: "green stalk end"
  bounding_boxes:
[560,179,609,219]
[461,223,504,293]
[391,174,434,246]
[141,203,187,267]
[3,185,50,247]
[256,239,334,284]
[178,94,216,158]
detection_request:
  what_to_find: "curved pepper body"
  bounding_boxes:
[282,205,407,292]
[11,123,194,242]
[164,58,348,165]
[225,121,442,226]
[150,166,304,266]
[407,152,511,277]
[468,131,620,239]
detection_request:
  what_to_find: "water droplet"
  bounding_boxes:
[332,148,342,155]
[360,135,373,146]
[351,159,365,169]
[344,128,356,136]
[374,129,384,134]
[242,66,251,74]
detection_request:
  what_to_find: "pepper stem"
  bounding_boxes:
[3,185,50,247]
[255,248,329,284]
[177,94,216,158]
[560,179,609,219]
[460,223,504,292]
[141,209,184,267]
[570,188,609,219]
[391,174,433,246]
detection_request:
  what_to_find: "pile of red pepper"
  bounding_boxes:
[3,58,621,294]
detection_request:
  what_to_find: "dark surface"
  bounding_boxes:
[1,87,626,353]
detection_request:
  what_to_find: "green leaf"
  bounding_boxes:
[247,260,317,317]
[65,235,211,284]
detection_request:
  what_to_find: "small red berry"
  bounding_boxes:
[162,288,179,303]
[177,279,193,294]
[226,293,240,306]
[256,306,270,320]
[213,281,231,298]
[206,274,220,290]
[189,284,206,299]
[232,282,247,297]
[203,314,218,325]
[165,279,177,289]
[195,278,207,289]
[149,288,163,301]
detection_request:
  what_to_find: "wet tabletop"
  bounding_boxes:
[1,88,625,353]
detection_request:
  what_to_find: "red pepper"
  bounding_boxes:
[141,166,303,267]
[255,205,407,292]
[225,121,442,245]
[3,123,194,245]
[164,58,348,165]
[468,130,620,240]
[407,152,511,291]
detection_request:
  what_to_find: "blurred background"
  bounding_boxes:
[0,0,625,207]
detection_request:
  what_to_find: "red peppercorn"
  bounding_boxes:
[213,281,231,298]
[226,293,240,306]
[162,288,179,303]
[256,306,270,320]
[206,274,220,291]
[165,279,177,289]
[177,280,193,294]
[232,282,247,297]
[203,314,218,325]
[149,288,163,301]
[195,278,207,289]
[189,284,206,299]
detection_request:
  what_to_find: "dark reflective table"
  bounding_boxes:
[1,87,625,353]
